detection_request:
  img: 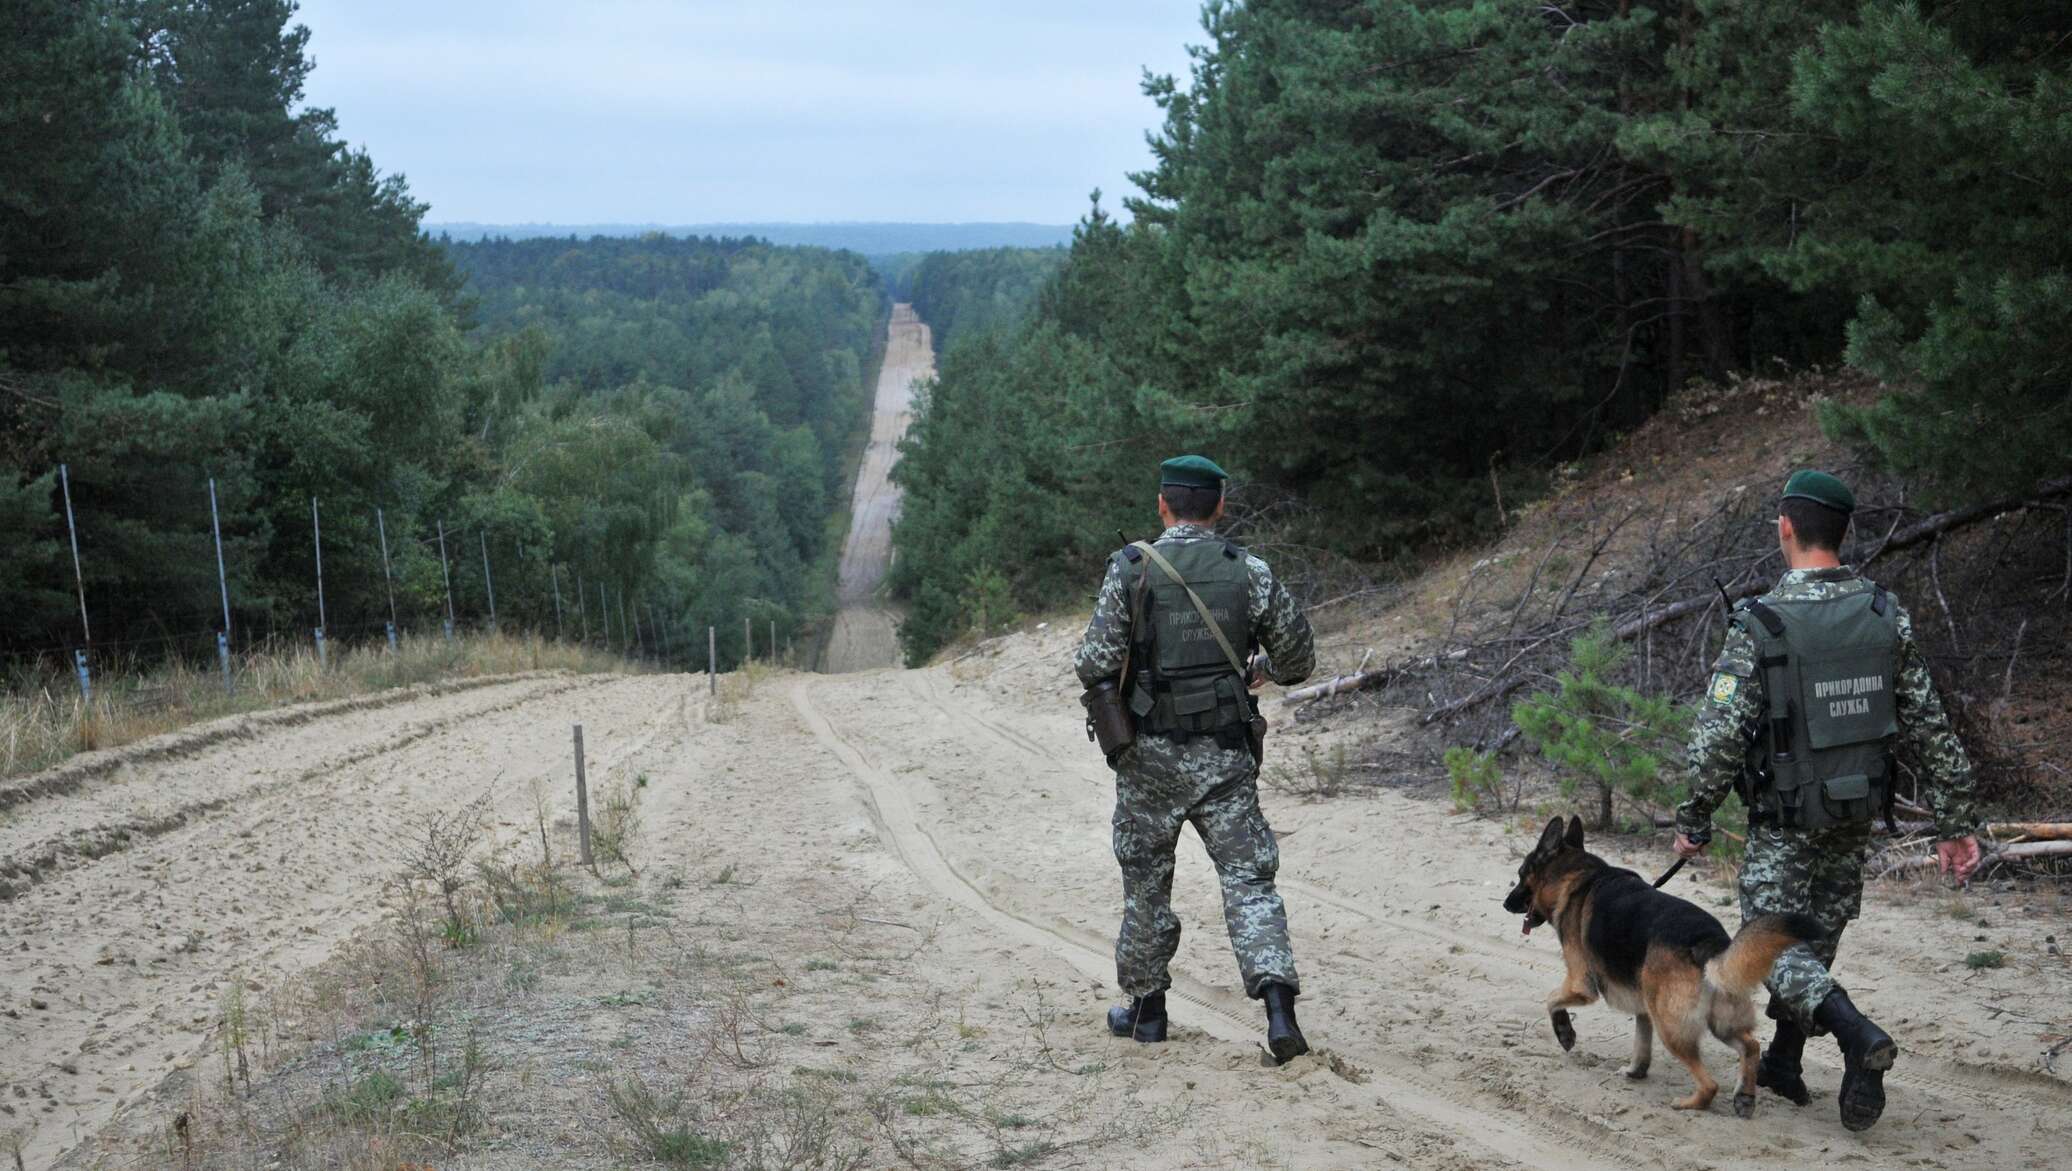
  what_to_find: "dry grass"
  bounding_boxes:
[0,631,638,780]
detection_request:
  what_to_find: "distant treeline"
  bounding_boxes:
[0,0,882,668]
[905,248,1067,350]
[447,234,884,661]
[432,222,1077,253]
[888,0,2072,663]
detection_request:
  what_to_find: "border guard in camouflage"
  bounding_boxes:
[1673,470,1983,1132]
[1074,454,1317,1063]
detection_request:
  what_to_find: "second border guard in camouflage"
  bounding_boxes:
[1075,454,1317,1063]
[1674,470,1984,1132]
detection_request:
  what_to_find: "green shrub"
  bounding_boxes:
[1445,746,1506,815]
[1512,621,1691,828]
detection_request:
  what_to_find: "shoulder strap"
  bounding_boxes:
[1132,540,1248,676]
[1742,599,1785,638]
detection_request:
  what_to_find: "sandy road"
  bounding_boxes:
[7,645,2066,1167]
[784,624,2072,1169]
[820,303,933,674]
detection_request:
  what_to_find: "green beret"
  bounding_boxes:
[1159,454,1228,490]
[1782,469,1855,514]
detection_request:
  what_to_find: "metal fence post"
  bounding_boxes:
[599,582,609,647]
[437,520,456,641]
[312,497,327,666]
[745,616,752,663]
[770,619,776,666]
[708,625,717,694]
[210,478,234,694]
[618,590,631,655]
[479,529,498,633]
[58,464,91,702]
[377,506,399,652]
[630,601,643,658]
[577,571,589,642]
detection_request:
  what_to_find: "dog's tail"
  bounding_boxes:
[1705,913,1827,998]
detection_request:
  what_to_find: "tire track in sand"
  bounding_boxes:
[789,676,1678,1171]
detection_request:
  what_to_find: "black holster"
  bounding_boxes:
[1082,678,1135,764]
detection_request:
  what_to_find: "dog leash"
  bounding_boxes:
[1652,856,1688,889]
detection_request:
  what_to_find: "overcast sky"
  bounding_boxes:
[293,1,1204,225]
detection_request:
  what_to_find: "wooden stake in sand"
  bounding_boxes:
[573,724,592,867]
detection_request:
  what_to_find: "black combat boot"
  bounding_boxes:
[1261,983,1308,1064]
[1813,988,1898,1131]
[1756,1013,1813,1106]
[1106,991,1168,1043]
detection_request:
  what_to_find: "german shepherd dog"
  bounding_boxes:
[1504,817,1822,1117]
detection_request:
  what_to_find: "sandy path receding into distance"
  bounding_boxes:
[820,303,932,673]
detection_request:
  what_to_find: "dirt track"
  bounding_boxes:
[8,622,2067,1166]
[820,303,932,674]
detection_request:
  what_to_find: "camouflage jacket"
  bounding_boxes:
[1676,567,1980,842]
[1074,523,1315,690]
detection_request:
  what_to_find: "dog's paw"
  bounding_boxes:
[1732,1091,1757,1119]
[1550,1010,1576,1052]
[1623,1063,1649,1081]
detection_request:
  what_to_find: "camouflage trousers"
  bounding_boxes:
[1110,732,1298,1000]
[1738,822,1871,1032]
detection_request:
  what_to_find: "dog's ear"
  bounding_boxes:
[1564,817,1585,850]
[1537,818,1565,854]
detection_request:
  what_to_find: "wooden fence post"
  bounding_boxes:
[573,724,592,866]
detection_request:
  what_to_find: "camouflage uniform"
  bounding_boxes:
[1677,567,1979,1030]
[1074,522,1316,1000]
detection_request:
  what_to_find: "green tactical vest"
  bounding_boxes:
[1125,537,1254,744]
[1737,585,1901,831]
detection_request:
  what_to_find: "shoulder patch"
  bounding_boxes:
[1708,672,1742,707]
[1120,546,1143,563]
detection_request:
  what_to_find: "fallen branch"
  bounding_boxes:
[1280,647,1468,705]
[1612,581,1764,641]
[1875,839,2072,878]
[1861,474,2072,568]
[1882,820,2072,841]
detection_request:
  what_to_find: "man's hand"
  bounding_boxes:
[1247,653,1269,692]
[1672,833,1706,859]
[1937,835,1983,883]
